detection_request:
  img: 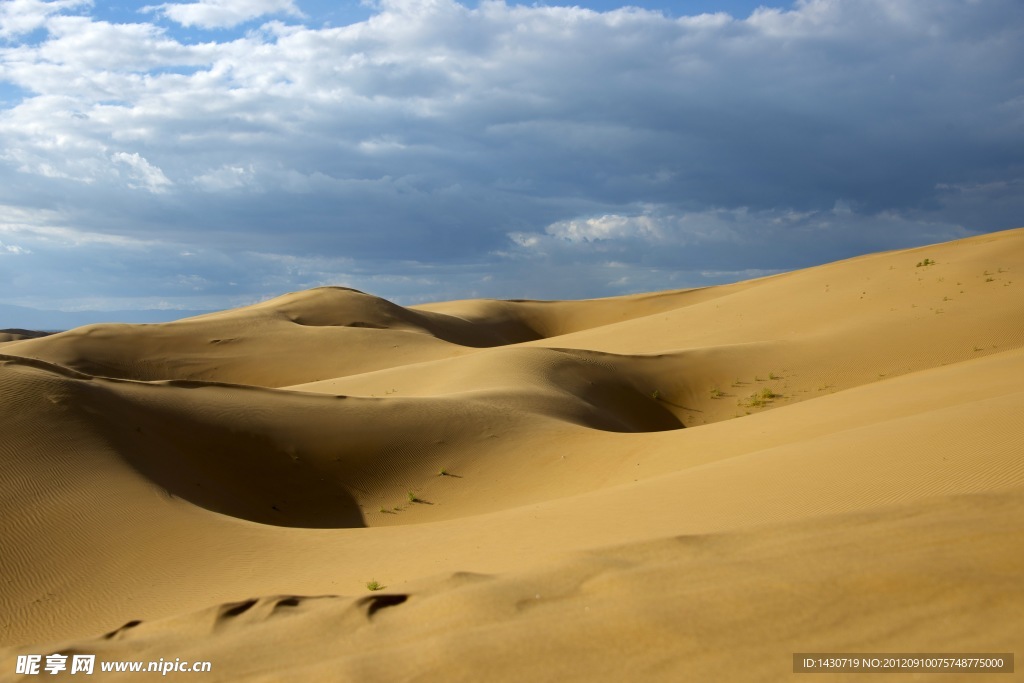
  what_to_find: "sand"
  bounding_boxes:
[1,228,1022,681]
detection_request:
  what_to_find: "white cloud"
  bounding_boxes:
[545,213,662,243]
[0,0,90,38]
[513,207,755,251]
[143,0,303,29]
[0,240,31,254]
[0,205,163,247]
[111,151,173,192]
[192,163,256,191]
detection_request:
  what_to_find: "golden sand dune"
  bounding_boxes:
[1,228,1023,680]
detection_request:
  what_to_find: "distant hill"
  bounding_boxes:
[0,329,54,342]
[0,303,213,331]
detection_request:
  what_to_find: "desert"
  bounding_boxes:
[1,228,1022,680]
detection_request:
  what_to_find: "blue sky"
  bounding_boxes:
[0,0,1022,327]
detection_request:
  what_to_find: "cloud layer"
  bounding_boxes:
[144,0,303,29]
[0,0,1021,319]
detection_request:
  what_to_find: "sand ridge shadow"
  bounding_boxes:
[74,379,368,529]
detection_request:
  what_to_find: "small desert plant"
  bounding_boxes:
[651,389,660,400]
[742,387,779,408]
[769,372,781,380]
[710,388,725,399]
[916,258,935,267]
[407,491,417,503]
[438,469,449,476]
[366,580,384,591]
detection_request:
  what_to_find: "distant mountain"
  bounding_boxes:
[0,303,213,332]
[0,329,53,340]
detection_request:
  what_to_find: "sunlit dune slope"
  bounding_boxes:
[1,228,1022,679]
[4,491,1019,682]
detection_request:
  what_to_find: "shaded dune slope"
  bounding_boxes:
[286,346,689,428]
[0,346,682,529]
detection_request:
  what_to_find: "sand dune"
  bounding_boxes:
[1,228,1022,680]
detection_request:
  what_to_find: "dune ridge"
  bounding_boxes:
[1,228,1022,680]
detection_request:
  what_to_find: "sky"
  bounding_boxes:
[0,0,1022,326]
